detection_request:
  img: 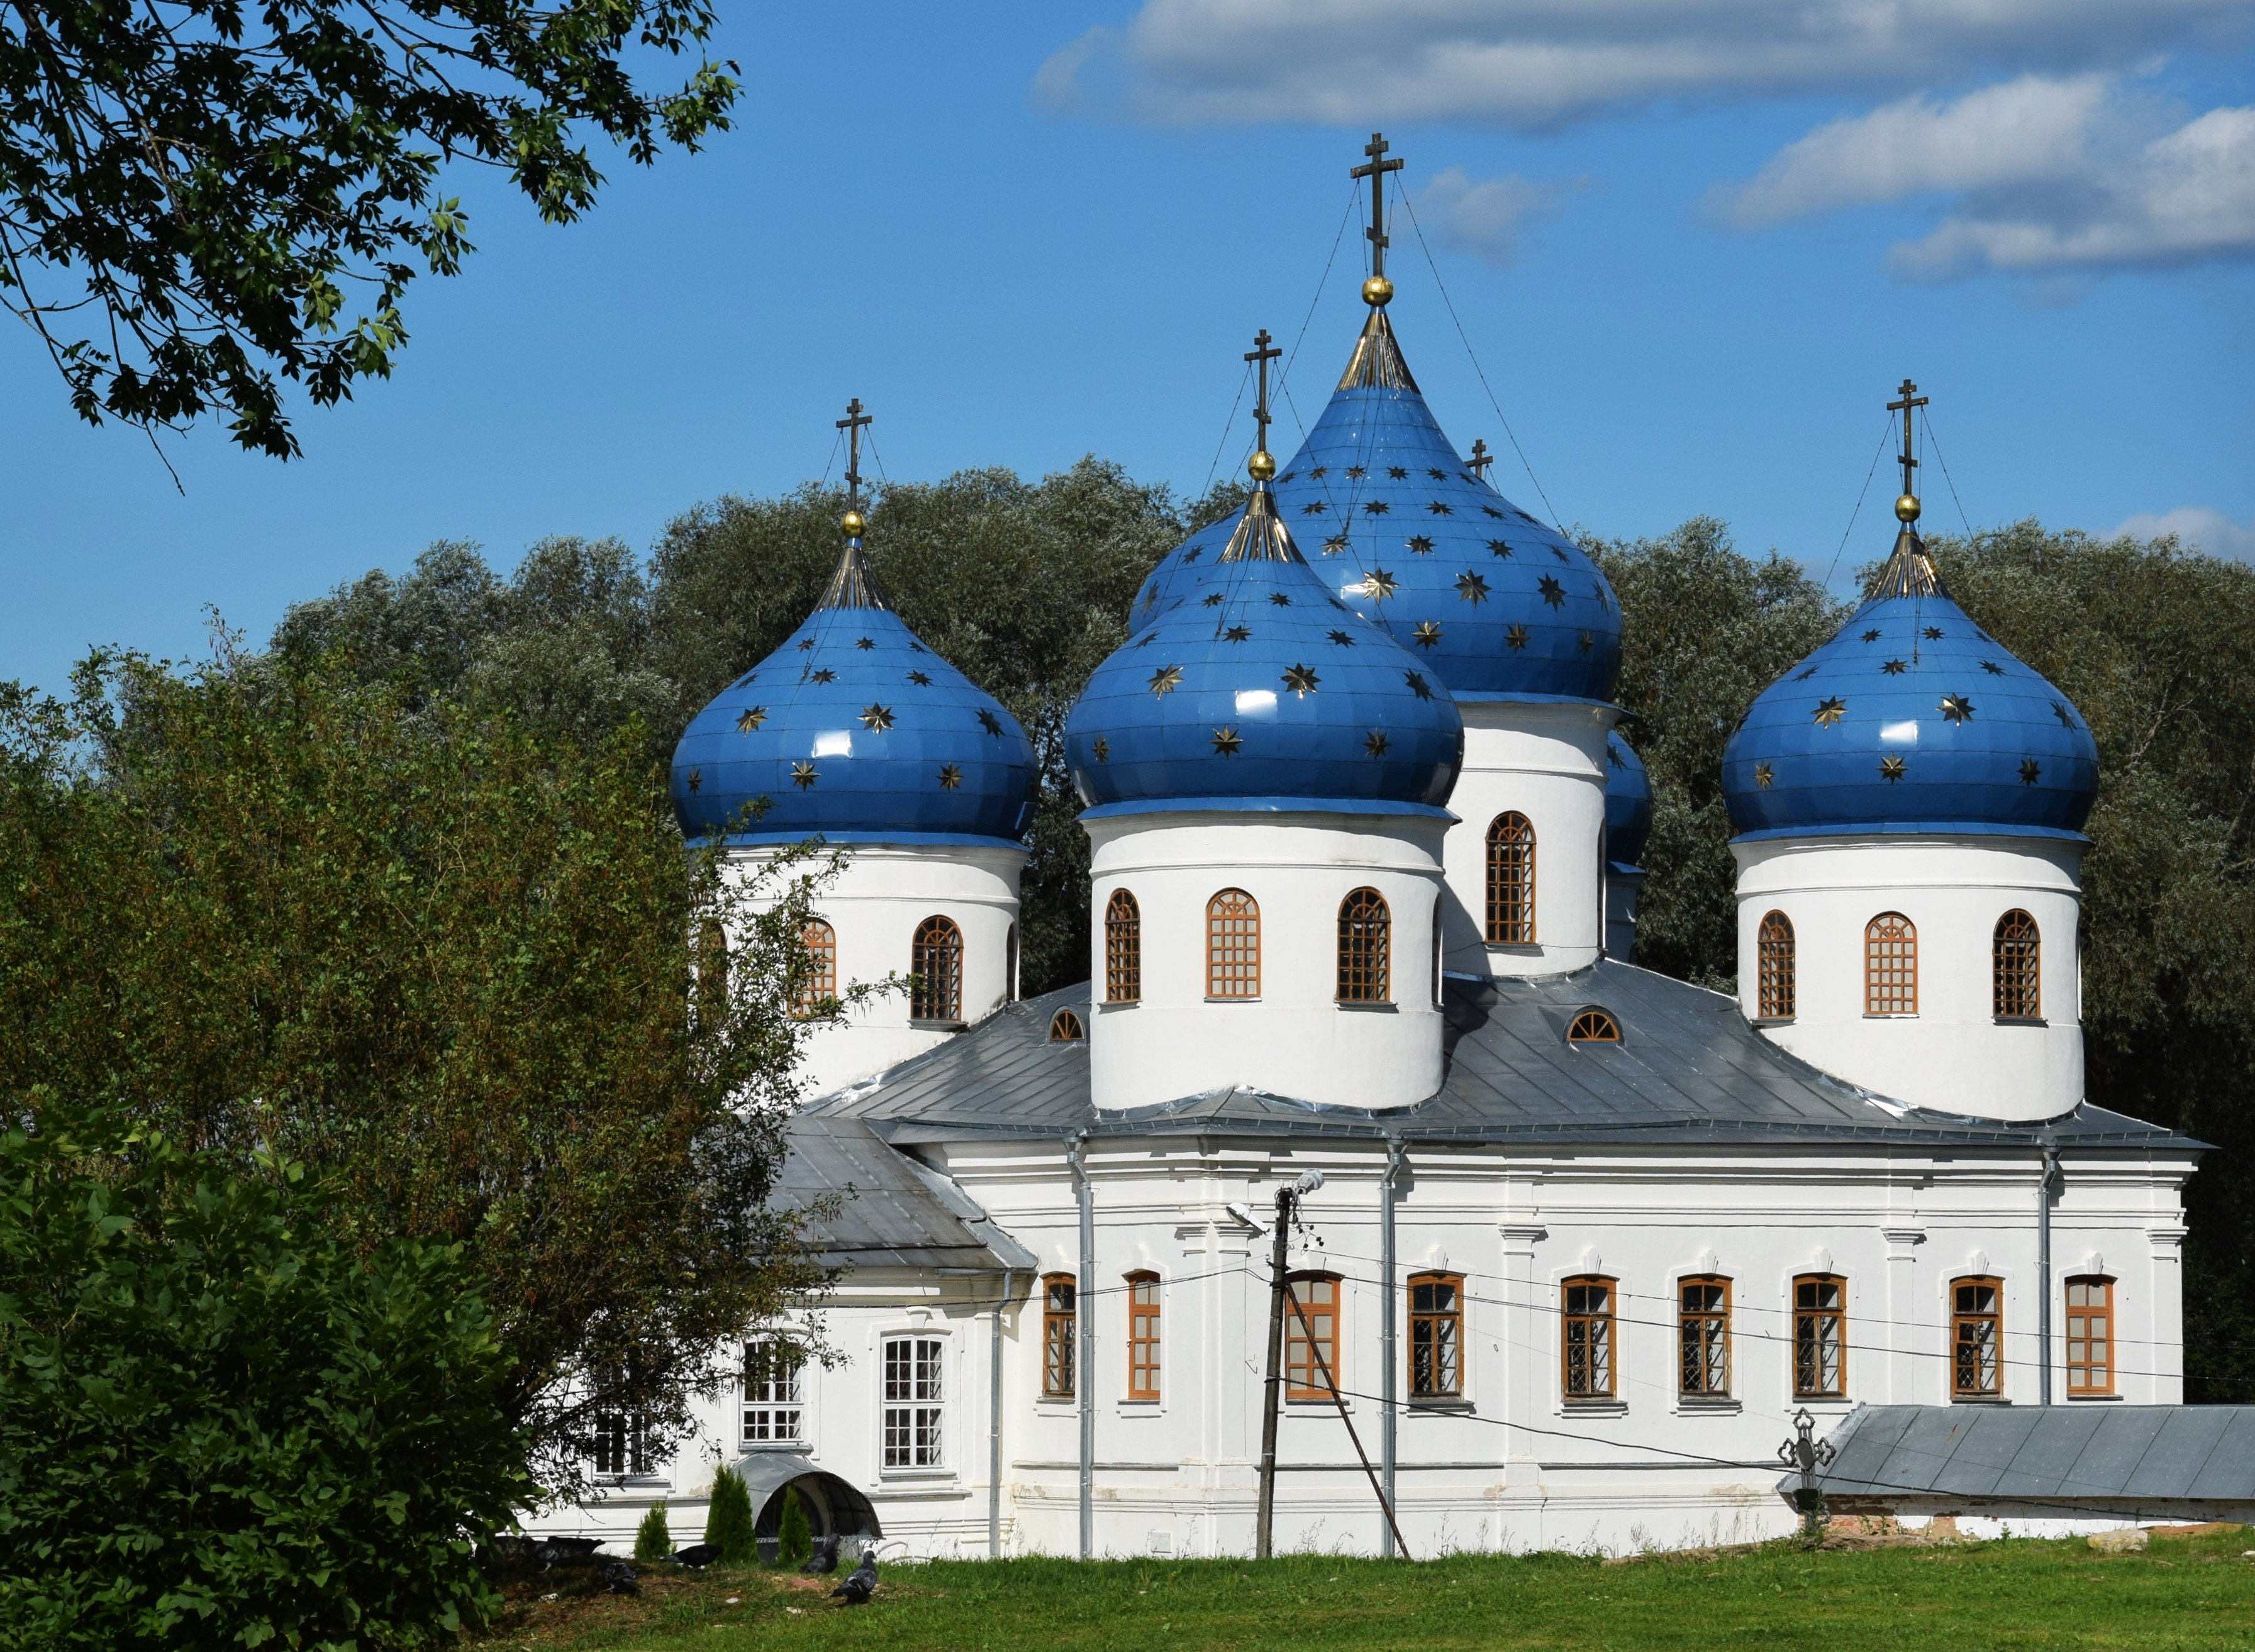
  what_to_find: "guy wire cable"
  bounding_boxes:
[1823,413,1898,590]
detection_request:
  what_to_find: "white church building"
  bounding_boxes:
[552,151,2205,1561]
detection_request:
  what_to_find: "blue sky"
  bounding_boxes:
[3,1,2251,697]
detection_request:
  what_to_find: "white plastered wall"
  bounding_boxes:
[724,841,1025,1100]
[1084,809,1449,1111]
[1440,701,1618,978]
[1732,833,2083,1121]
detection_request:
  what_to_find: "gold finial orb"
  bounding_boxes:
[1362,275,1394,307]
[1895,494,1922,523]
[842,508,867,536]
[1248,450,1277,482]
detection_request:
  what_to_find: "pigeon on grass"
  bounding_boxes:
[801,1535,840,1575]
[669,1543,721,1569]
[598,1558,640,1596]
[831,1551,877,1605]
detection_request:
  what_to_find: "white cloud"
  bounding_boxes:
[1416,169,1579,265]
[2112,506,2255,558]
[1718,76,2255,275]
[1038,1,2255,131]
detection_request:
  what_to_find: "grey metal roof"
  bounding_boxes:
[773,1111,1035,1272]
[1795,1404,2255,1511]
[808,960,2203,1153]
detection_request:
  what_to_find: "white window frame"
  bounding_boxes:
[741,1339,805,1449]
[880,1333,948,1473]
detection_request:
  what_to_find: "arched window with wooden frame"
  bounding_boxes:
[1679,1275,1732,1397]
[1561,1277,1615,1400]
[1484,812,1537,945]
[1566,1007,1621,1043]
[2065,1275,2114,1396]
[1994,909,2041,1021]
[1126,1273,1162,1400]
[1952,1276,2003,1398]
[1408,1273,1463,1399]
[1047,1009,1085,1043]
[794,917,837,1019]
[1283,1273,1340,1400]
[1757,910,1796,1020]
[910,915,964,1023]
[1337,887,1392,1003]
[1105,889,1142,1004]
[1206,888,1260,999]
[1793,1275,1847,1399]
[1865,911,1918,1016]
[1040,1273,1076,1399]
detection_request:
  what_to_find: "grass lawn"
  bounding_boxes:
[477,1524,2253,1651]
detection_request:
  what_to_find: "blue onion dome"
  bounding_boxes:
[1128,307,1621,705]
[1065,485,1464,816]
[1722,527,2098,841]
[671,536,1037,845]
[1605,732,1652,867]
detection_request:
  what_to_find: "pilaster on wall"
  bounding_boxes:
[2149,1223,2187,1405]
[1498,1219,1545,1463]
[1882,1227,1925,1404]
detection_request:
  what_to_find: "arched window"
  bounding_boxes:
[794,918,837,1019]
[1337,887,1392,1002]
[1793,1275,1847,1399]
[1047,1009,1085,1043]
[1952,1276,2003,1397]
[2065,1276,2114,1395]
[1283,1273,1340,1400]
[1041,1274,1076,1399]
[1126,1273,1162,1400]
[1865,911,1918,1016]
[1484,812,1537,945]
[910,915,964,1023]
[1757,910,1796,1020]
[1206,888,1260,999]
[1679,1276,1731,1397]
[1408,1273,1463,1399]
[1566,1008,1621,1043]
[1994,909,2041,1020]
[1561,1277,1615,1400]
[1105,889,1141,1004]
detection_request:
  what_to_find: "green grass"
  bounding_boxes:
[479,1526,2254,1651]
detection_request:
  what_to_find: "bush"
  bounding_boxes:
[0,1103,528,1651]
[777,1485,811,1567]
[634,1503,673,1561]
[704,1465,755,1564]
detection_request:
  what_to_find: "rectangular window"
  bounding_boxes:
[1409,1273,1463,1399]
[742,1342,804,1444]
[1952,1277,2003,1398]
[588,1411,650,1477]
[1562,1277,1615,1400]
[1793,1275,1847,1399]
[881,1334,945,1469]
[1127,1274,1162,1400]
[1679,1277,1731,1397]
[1041,1275,1076,1399]
[1284,1275,1340,1400]
[2065,1277,2113,1396]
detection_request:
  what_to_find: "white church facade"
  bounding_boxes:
[542,147,2204,1560]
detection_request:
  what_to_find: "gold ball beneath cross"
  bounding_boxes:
[1362,275,1394,307]
[842,509,868,536]
[1248,450,1277,482]
[1895,494,1921,523]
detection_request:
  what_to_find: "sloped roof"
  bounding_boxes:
[1796,1404,2255,1512]
[807,960,2202,1153]
[773,1111,1035,1272]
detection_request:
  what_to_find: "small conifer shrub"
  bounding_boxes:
[704,1465,756,1564]
[777,1485,811,1566]
[634,1502,672,1561]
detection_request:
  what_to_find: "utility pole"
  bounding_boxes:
[1254,1171,1322,1559]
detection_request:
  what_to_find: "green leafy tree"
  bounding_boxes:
[1,0,738,457]
[0,643,836,1490]
[703,1465,755,1565]
[0,1102,526,1650]
[634,1503,674,1562]
[776,1485,811,1567]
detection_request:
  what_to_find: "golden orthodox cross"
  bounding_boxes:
[837,397,873,512]
[1350,131,1405,280]
[1245,328,1281,458]
[1887,379,1927,501]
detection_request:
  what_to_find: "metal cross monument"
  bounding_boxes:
[837,397,874,513]
[1888,378,1928,502]
[1244,328,1281,459]
[1351,131,1405,280]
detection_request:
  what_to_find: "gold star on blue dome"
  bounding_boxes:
[1269,592,1293,607]
[1361,570,1398,601]
[1923,627,1944,640]
[1457,572,1489,603]
[686,767,703,793]
[855,636,875,650]
[1327,629,1357,646]
[809,668,837,684]
[1364,501,1391,516]
[1428,501,1453,516]
[1940,694,1973,724]
[1481,506,1505,519]
[1223,624,1252,643]
[1346,465,1367,479]
[1814,697,1847,726]
[1408,535,1435,553]
[1754,762,1774,789]
[1412,621,1443,649]
[1861,629,1881,643]
[1283,664,1319,696]
[1578,630,1595,655]
[1879,755,1905,781]
[1323,534,1349,555]
[1404,671,1434,700]
[1203,593,1224,607]
[1092,738,1111,762]
[938,763,962,790]
[2019,758,2041,785]
[1149,665,1183,696]
[1981,660,2005,675]
[860,704,894,731]
[1211,726,1243,756]
[1505,623,1529,650]
[1486,538,1512,558]
[908,670,933,686]
[977,709,1005,736]
[2051,701,2077,728]
[1301,501,1328,515]
[1365,730,1391,757]
[1388,466,1408,479]
[737,707,767,733]
[1310,465,1328,478]
[791,761,818,789]
[1537,575,1566,607]
[1426,467,1448,480]
[1881,659,1907,675]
